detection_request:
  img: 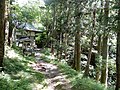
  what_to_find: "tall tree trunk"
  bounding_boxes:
[59,2,63,61]
[84,7,96,77]
[101,35,109,86]
[73,0,81,72]
[100,0,109,87]
[5,0,9,45]
[64,33,67,60]
[96,0,103,81]
[96,35,102,81]
[115,1,120,90]
[50,2,56,55]
[59,32,63,60]
[0,0,6,71]
[74,31,81,71]
[84,35,94,77]
[8,23,14,46]
[64,0,70,60]
[8,0,13,46]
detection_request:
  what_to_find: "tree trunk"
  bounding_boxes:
[73,1,81,72]
[50,2,56,55]
[64,33,68,60]
[8,24,13,46]
[4,0,9,44]
[116,28,120,90]
[8,0,13,46]
[101,35,109,86]
[96,35,102,81]
[100,0,109,87]
[96,0,103,81]
[0,0,5,71]
[84,7,96,77]
[64,1,70,60]
[115,2,120,90]
[59,32,63,60]
[74,31,81,71]
[84,35,94,77]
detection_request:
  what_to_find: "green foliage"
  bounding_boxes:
[0,77,32,90]
[10,0,119,88]
[0,47,45,90]
[35,32,48,48]
[13,1,41,22]
[58,63,78,78]
[72,78,106,90]
[41,48,51,55]
[0,78,12,90]
[48,57,107,90]
[112,5,120,10]
[95,54,102,69]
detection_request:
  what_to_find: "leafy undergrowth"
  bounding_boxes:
[57,63,110,90]
[40,48,113,90]
[57,63,78,79]
[72,77,106,90]
[0,46,45,90]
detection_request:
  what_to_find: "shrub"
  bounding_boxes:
[72,77,106,90]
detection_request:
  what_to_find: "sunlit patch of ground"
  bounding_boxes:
[30,55,72,90]
[5,46,21,59]
[1,46,72,90]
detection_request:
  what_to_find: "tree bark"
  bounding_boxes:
[84,35,94,77]
[84,6,96,77]
[115,2,120,90]
[73,1,81,72]
[74,30,81,71]
[96,35,102,81]
[101,35,109,86]
[0,0,6,70]
[8,0,14,46]
[96,0,103,81]
[50,2,56,55]
[100,0,109,87]
[64,1,70,61]
[8,23,14,46]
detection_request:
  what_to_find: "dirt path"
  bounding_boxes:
[31,51,72,90]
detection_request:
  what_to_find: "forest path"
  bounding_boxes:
[31,50,72,90]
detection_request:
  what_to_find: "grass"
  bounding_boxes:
[0,46,45,90]
[57,63,113,90]
[40,48,113,90]
[53,61,106,90]
[57,63,78,78]
[3,46,113,90]
[72,77,106,90]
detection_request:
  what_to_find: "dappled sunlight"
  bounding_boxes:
[5,47,20,59]
[7,49,18,58]
[0,46,45,90]
[17,71,32,78]
[5,46,23,60]
[45,55,56,60]
[29,57,72,90]
[2,46,73,90]
[32,83,45,90]
[0,0,117,89]
[0,72,11,80]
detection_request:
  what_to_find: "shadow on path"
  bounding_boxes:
[31,52,72,90]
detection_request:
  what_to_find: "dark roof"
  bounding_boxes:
[17,23,42,32]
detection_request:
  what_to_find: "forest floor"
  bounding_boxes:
[1,46,108,90]
[31,50,72,90]
[1,46,75,90]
